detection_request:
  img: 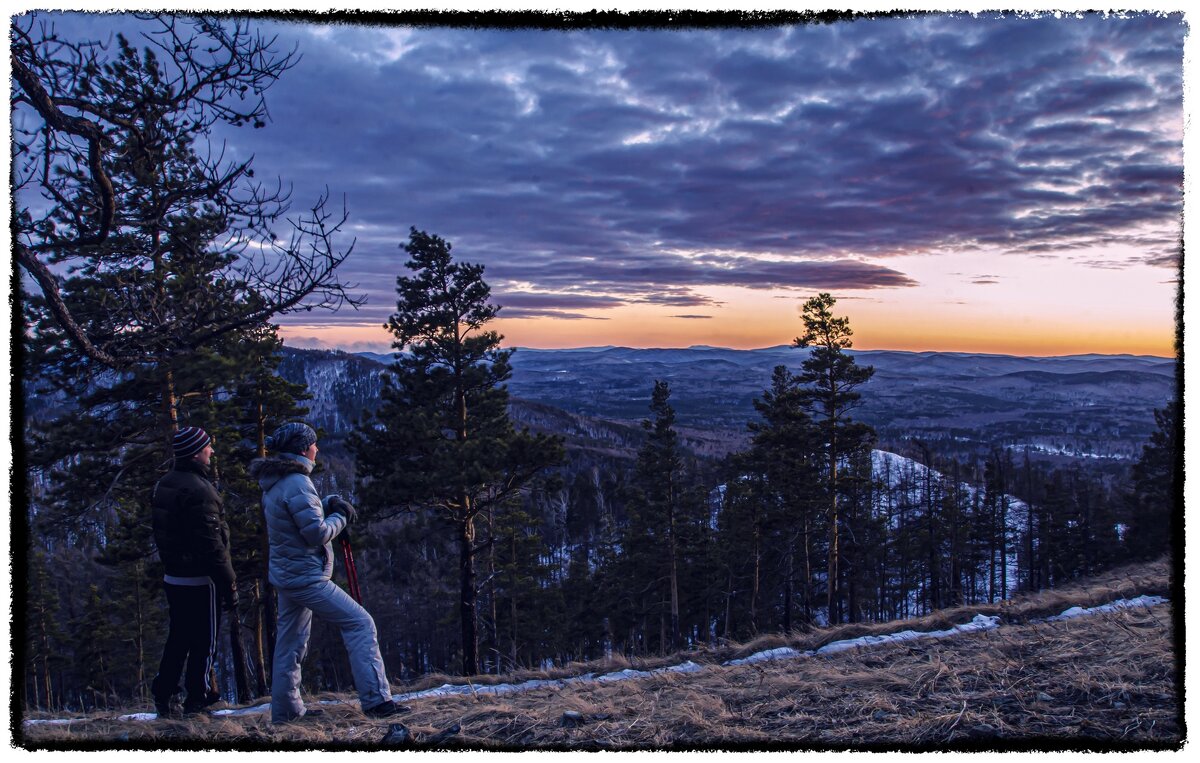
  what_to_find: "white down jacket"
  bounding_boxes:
[250,453,348,589]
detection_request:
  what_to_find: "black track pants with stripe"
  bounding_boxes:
[152,582,221,703]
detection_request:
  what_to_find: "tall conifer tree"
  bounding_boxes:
[352,228,562,676]
[1126,402,1178,559]
[794,293,875,624]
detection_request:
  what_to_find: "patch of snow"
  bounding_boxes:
[595,668,647,683]
[725,614,1000,666]
[1043,595,1168,622]
[726,647,810,666]
[816,614,1000,656]
[23,718,82,725]
[213,703,269,717]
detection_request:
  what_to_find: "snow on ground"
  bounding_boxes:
[727,646,809,666]
[869,450,1029,600]
[814,614,1000,656]
[1040,595,1167,622]
[724,614,1000,666]
[25,596,1168,727]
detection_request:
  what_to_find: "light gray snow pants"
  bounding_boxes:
[271,579,392,722]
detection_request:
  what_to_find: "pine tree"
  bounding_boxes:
[744,365,823,630]
[793,294,875,624]
[633,381,684,651]
[716,456,769,639]
[23,148,314,710]
[13,14,358,371]
[616,381,714,653]
[351,228,563,676]
[1125,402,1179,560]
[493,496,562,671]
[26,547,67,711]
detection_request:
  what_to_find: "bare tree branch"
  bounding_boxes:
[13,12,360,371]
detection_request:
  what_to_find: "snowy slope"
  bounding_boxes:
[870,449,1029,598]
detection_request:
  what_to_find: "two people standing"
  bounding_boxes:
[151,422,401,721]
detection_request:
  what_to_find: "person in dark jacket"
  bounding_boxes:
[149,426,238,718]
[251,421,403,722]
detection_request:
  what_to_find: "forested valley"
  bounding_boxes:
[14,13,1180,718]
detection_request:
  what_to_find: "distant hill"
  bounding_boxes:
[489,345,1176,463]
[270,345,1178,466]
[26,345,1174,468]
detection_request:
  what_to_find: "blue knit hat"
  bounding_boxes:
[266,422,318,455]
[173,427,211,460]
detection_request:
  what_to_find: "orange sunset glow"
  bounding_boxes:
[280,248,1178,358]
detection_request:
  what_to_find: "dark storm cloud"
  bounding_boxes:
[118,12,1178,318]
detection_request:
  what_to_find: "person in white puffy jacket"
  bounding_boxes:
[251,421,404,723]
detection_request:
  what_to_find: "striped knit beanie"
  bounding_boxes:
[266,422,318,455]
[173,427,211,460]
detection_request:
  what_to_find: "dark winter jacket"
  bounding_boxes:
[151,459,236,588]
[250,453,347,589]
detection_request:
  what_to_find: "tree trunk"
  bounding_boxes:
[802,511,813,626]
[254,399,276,685]
[252,581,270,696]
[999,493,1009,600]
[229,612,252,703]
[749,501,761,633]
[161,369,179,437]
[723,570,734,639]
[783,535,794,633]
[827,412,839,625]
[667,477,680,651]
[134,561,146,702]
[38,606,53,709]
[510,554,519,673]
[486,505,499,674]
[827,459,839,624]
[458,509,479,676]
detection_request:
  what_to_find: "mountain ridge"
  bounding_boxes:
[278,345,1174,465]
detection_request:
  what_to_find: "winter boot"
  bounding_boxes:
[276,707,326,723]
[154,696,181,719]
[363,699,410,718]
[182,689,221,715]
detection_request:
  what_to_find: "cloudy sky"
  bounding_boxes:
[45,11,1190,355]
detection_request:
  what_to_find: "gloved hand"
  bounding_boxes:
[325,495,358,525]
[221,583,239,612]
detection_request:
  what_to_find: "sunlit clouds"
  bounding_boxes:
[199,13,1184,356]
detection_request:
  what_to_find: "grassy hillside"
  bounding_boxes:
[18,559,1179,751]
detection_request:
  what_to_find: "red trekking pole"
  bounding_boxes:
[340,531,363,604]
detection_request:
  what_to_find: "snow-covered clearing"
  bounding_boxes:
[23,595,1168,727]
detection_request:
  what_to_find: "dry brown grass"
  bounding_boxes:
[18,558,1178,751]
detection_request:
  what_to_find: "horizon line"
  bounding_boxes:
[293,341,1176,361]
